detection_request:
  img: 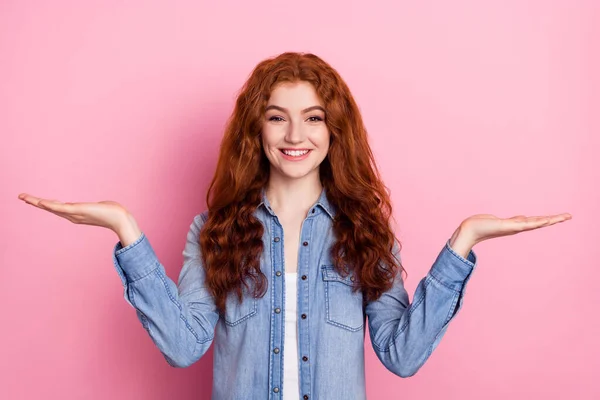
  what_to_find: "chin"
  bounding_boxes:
[277,166,319,180]
[280,171,312,180]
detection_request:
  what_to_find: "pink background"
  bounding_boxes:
[1,1,598,399]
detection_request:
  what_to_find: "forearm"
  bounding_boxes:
[125,266,216,367]
[112,227,218,367]
[370,273,461,377]
[368,239,477,377]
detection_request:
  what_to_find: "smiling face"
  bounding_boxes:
[261,81,330,182]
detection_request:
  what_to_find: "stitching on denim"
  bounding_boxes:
[322,265,354,286]
[184,315,213,345]
[323,272,364,332]
[129,288,152,334]
[127,262,160,283]
[445,241,476,268]
[223,299,258,326]
[303,220,313,395]
[372,276,432,353]
[153,269,201,342]
[267,215,276,397]
[115,232,146,256]
[444,291,460,325]
[424,291,460,361]
[428,271,461,294]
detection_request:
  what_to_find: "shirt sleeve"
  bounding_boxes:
[365,239,477,377]
[112,211,218,367]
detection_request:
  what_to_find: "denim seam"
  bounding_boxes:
[153,269,201,343]
[444,240,476,269]
[267,215,276,399]
[115,232,146,256]
[128,287,152,338]
[371,276,431,353]
[300,217,313,396]
[424,290,460,360]
[125,262,160,284]
[444,290,460,325]
[223,299,258,326]
[325,283,364,332]
[323,269,364,332]
[428,271,461,294]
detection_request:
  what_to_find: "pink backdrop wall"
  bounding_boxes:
[1,1,598,399]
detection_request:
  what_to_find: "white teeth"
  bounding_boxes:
[282,149,309,157]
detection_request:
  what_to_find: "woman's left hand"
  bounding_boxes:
[449,212,572,257]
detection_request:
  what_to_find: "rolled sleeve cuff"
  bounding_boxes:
[112,232,159,285]
[428,239,477,292]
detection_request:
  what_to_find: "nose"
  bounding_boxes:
[284,119,305,144]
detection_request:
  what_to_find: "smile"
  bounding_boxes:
[280,149,310,157]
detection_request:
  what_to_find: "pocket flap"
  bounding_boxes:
[321,265,356,286]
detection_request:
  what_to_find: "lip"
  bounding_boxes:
[279,148,312,161]
[279,148,311,151]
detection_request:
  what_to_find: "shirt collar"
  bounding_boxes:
[258,186,335,219]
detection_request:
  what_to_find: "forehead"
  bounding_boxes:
[267,81,323,108]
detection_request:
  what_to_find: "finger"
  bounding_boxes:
[41,208,75,221]
[20,195,55,208]
[504,216,549,232]
[553,213,572,221]
[38,200,75,214]
[517,215,566,231]
[530,214,571,225]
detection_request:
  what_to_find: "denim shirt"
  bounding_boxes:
[112,188,477,400]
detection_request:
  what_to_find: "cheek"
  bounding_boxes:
[261,125,281,148]
[315,129,331,149]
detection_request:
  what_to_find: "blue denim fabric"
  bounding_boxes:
[112,188,477,399]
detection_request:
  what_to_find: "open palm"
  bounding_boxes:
[17,193,128,232]
[463,212,572,245]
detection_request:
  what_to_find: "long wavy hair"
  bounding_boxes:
[199,52,406,314]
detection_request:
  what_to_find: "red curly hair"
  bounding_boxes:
[199,52,405,314]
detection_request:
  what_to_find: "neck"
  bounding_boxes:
[266,172,322,217]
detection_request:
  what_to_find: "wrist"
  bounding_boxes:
[115,212,142,247]
[449,224,476,259]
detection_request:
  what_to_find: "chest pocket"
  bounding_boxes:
[321,265,364,332]
[223,291,258,327]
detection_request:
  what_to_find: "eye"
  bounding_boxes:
[268,116,285,122]
[307,116,323,122]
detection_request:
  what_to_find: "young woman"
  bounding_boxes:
[18,52,571,400]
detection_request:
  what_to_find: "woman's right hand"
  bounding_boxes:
[17,193,131,233]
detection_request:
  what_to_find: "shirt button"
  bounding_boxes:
[276,271,282,277]
[275,308,281,314]
[301,275,307,280]
[350,275,355,282]
[303,395,309,400]
[274,348,280,354]
[274,237,280,242]
[303,241,308,246]
[273,387,279,393]
[302,356,308,362]
[301,313,307,319]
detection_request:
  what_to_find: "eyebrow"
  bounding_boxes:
[265,105,325,114]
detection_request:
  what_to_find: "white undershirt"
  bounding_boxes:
[283,272,300,400]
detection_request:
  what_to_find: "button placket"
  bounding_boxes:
[269,217,285,398]
[297,217,314,400]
